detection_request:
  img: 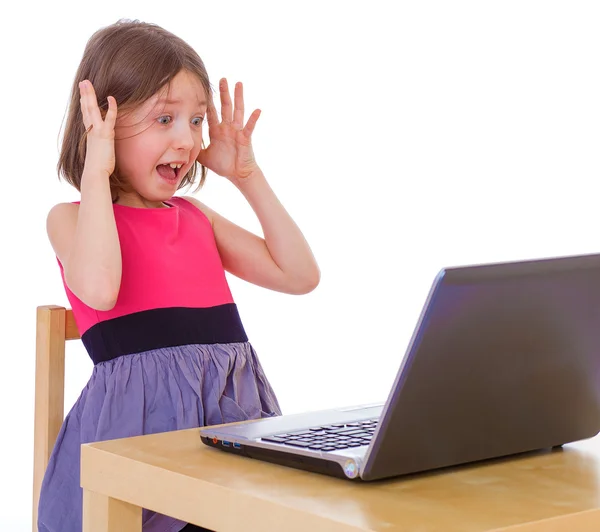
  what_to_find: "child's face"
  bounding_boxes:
[114,69,207,204]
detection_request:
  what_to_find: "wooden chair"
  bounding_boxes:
[33,305,80,532]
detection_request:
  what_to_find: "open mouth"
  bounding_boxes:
[156,163,183,181]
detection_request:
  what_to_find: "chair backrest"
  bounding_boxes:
[32,305,80,532]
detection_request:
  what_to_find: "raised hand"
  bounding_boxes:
[79,80,118,177]
[196,78,261,182]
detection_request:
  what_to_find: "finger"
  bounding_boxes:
[104,96,118,130]
[219,78,233,123]
[233,82,244,130]
[242,109,261,138]
[79,80,103,129]
[79,81,92,130]
[206,97,219,129]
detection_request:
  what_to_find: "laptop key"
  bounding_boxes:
[285,440,312,448]
[261,436,287,443]
[344,430,372,437]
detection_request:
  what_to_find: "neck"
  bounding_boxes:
[115,192,171,209]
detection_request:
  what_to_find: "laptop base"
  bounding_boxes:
[200,435,353,479]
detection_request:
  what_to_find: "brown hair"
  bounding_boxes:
[58,19,211,196]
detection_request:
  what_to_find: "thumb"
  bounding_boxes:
[196,148,207,166]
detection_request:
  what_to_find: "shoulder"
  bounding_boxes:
[179,195,217,226]
[46,202,79,233]
[46,202,79,257]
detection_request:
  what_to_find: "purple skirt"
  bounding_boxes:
[37,342,281,532]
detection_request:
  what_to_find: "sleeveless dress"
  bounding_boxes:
[37,196,281,532]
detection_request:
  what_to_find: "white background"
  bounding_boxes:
[1,1,600,529]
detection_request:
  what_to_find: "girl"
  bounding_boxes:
[38,19,320,532]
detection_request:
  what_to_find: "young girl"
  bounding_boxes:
[38,19,320,532]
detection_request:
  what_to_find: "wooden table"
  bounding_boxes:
[80,429,600,531]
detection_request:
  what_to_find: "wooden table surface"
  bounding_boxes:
[80,428,600,532]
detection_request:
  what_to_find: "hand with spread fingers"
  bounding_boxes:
[79,80,118,178]
[197,78,261,183]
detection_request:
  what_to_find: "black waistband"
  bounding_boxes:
[82,304,248,365]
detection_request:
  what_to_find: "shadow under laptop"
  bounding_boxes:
[367,444,568,486]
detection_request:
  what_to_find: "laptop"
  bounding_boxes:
[200,253,600,481]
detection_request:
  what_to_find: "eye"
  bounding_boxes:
[157,115,172,125]
[191,117,204,127]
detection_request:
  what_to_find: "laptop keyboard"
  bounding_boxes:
[260,418,378,451]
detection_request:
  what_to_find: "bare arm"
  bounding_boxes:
[47,80,121,310]
[47,177,121,310]
[192,79,320,295]
[186,169,320,295]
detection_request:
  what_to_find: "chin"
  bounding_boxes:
[140,185,176,203]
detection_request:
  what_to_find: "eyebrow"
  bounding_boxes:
[156,97,207,107]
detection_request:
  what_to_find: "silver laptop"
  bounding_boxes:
[200,253,600,481]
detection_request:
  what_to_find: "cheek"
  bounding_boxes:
[115,137,154,171]
[114,139,133,171]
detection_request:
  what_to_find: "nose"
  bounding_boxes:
[172,122,195,151]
